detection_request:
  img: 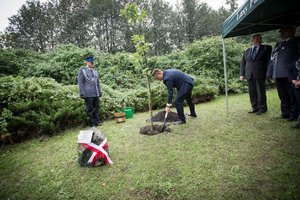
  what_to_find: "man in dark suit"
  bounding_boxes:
[240,34,272,115]
[78,56,102,127]
[267,26,300,120]
[152,69,197,125]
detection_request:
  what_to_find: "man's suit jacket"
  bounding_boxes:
[240,44,272,80]
[77,66,102,98]
[267,36,300,78]
[163,69,194,104]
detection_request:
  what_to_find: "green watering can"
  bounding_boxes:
[122,107,134,119]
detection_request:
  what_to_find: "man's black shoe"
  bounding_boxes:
[278,114,290,119]
[92,122,103,127]
[256,110,267,115]
[287,117,297,122]
[291,123,300,129]
[173,120,186,125]
[186,113,197,118]
[248,109,258,113]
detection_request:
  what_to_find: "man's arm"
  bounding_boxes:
[267,43,281,79]
[239,51,246,80]
[265,45,272,60]
[77,68,86,98]
[97,76,102,97]
[164,80,174,104]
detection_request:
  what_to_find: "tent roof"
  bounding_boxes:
[222,0,300,38]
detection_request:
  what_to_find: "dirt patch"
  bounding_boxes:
[193,94,214,104]
[140,124,171,135]
[150,111,179,122]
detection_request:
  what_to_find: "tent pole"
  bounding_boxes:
[221,36,229,112]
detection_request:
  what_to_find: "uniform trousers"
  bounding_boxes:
[276,77,298,118]
[85,97,100,126]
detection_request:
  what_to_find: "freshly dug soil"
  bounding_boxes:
[150,111,179,122]
[140,124,171,135]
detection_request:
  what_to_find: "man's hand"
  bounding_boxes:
[165,106,170,113]
[239,76,245,81]
[292,80,300,87]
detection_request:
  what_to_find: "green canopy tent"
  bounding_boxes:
[221,0,300,111]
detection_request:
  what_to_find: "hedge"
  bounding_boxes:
[0,75,217,141]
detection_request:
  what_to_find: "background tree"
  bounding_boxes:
[6,1,51,51]
[226,0,238,12]
[147,0,173,55]
[181,0,197,43]
[88,0,121,53]
[52,0,91,48]
[1,0,252,55]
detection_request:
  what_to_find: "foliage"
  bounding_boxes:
[0,76,85,140]
[19,44,96,85]
[0,108,12,135]
[4,1,51,52]
[1,0,233,55]
[0,37,248,93]
[0,48,41,77]
[120,3,148,24]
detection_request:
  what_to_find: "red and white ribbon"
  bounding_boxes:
[80,137,113,166]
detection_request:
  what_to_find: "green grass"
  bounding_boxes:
[0,89,299,200]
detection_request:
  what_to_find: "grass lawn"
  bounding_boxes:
[0,89,299,200]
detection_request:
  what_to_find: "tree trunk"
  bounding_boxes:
[144,54,154,130]
[146,75,154,130]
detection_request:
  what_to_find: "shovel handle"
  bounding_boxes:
[161,111,168,132]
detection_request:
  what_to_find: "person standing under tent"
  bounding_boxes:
[267,26,300,121]
[240,34,272,115]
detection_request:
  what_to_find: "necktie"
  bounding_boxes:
[251,46,257,60]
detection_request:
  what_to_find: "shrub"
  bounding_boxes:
[0,76,85,141]
[0,48,41,77]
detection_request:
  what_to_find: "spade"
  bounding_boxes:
[161,111,169,132]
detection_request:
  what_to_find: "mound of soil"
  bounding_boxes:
[140,124,171,135]
[150,111,179,122]
[193,94,214,104]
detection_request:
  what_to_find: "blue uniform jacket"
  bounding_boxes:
[77,66,102,98]
[267,36,300,78]
[288,59,300,82]
[163,69,194,104]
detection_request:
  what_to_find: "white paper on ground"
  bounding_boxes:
[77,130,94,143]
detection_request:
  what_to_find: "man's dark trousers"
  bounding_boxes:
[85,97,100,126]
[247,78,267,112]
[293,87,300,118]
[276,77,298,118]
[174,83,196,122]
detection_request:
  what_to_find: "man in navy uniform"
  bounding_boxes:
[152,69,197,125]
[267,26,300,120]
[240,34,272,115]
[78,56,102,127]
